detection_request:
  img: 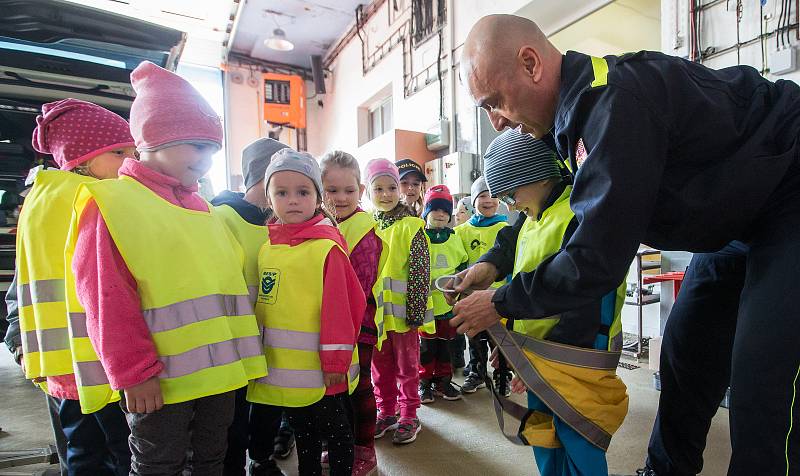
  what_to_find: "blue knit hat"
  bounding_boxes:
[483,129,560,197]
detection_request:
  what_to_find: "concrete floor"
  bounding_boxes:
[0,350,732,475]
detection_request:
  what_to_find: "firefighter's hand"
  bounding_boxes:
[124,376,164,414]
[450,289,501,337]
[323,372,346,387]
[510,376,526,394]
[443,263,499,305]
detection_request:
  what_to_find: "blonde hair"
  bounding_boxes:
[320,150,361,183]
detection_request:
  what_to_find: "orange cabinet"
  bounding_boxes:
[264,73,306,129]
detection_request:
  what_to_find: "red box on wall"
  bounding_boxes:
[264,73,306,129]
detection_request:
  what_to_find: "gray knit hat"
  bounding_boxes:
[458,195,475,215]
[483,129,560,197]
[264,149,323,197]
[470,176,489,208]
[243,138,288,191]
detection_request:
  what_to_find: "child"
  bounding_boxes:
[454,196,473,227]
[482,129,628,476]
[366,158,435,445]
[67,61,267,475]
[247,149,364,476]
[454,176,511,394]
[320,150,381,475]
[418,185,468,404]
[394,158,426,216]
[211,137,290,476]
[16,98,135,474]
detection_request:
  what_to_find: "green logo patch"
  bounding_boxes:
[258,269,280,304]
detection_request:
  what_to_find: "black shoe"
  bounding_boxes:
[419,379,434,404]
[461,373,486,394]
[635,467,658,476]
[434,378,463,401]
[250,458,285,476]
[273,429,295,460]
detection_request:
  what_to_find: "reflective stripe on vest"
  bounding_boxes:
[373,216,435,341]
[339,211,376,254]
[17,170,94,380]
[247,230,359,407]
[428,235,468,316]
[68,176,266,408]
[215,204,267,305]
[454,221,508,289]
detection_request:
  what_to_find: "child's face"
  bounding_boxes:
[323,166,364,220]
[267,171,319,224]
[399,175,423,205]
[507,180,552,219]
[475,191,499,217]
[455,203,470,226]
[370,175,400,212]
[140,143,216,187]
[85,146,137,179]
[426,209,450,229]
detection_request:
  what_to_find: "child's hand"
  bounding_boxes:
[124,376,164,413]
[489,347,500,369]
[510,376,526,395]
[323,372,346,388]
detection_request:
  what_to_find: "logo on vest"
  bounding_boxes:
[470,238,483,251]
[258,269,280,305]
[434,253,450,269]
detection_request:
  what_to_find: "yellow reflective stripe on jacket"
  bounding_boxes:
[214,204,267,304]
[428,234,468,316]
[248,231,359,407]
[590,56,609,88]
[373,216,435,340]
[17,170,94,380]
[69,175,266,407]
[339,211,376,254]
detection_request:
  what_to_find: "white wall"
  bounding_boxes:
[661,0,799,83]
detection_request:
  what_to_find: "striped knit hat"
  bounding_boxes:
[483,129,560,197]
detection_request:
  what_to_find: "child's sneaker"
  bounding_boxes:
[273,428,295,460]
[392,418,421,444]
[461,373,486,394]
[352,445,377,476]
[434,378,463,401]
[374,414,399,439]
[494,370,513,397]
[419,379,434,404]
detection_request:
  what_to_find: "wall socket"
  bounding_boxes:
[770,46,797,75]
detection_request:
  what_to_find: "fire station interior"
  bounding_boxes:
[5,0,797,474]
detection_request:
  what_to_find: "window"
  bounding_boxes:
[368,97,393,141]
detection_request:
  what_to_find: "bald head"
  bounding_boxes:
[460,14,562,139]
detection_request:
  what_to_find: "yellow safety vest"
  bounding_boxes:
[428,233,468,317]
[247,230,359,407]
[338,211,376,254]
[373,216,435,343]
[454,220,508,288]
[215,204,267,305]
[66,176,266,410]
[17,170,93,380]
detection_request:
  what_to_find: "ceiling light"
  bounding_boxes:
[265,28,294,51]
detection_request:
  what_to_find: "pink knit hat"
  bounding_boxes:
[129,61,223,152]
[365,158,400,185]
[32,99,135,170]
